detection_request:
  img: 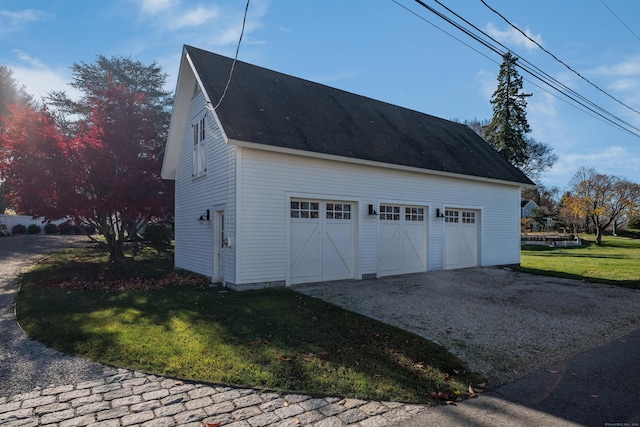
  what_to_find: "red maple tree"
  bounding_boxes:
[0,80,172,262]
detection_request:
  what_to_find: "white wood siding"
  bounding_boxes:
[237,148,521,285]
[174,90,236,282]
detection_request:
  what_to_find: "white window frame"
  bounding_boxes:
[192,116,207,178]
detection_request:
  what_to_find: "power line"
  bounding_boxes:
[391,0,640,138]
[426,0,640,135]
[480,0,640,117]
[598,0,640,43]
[211,0,250,111]
[391,0,498,65]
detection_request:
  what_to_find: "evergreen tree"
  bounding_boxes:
[484,52,532,169]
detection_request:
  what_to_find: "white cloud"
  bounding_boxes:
[167,6,220,30]
[139,0,175,14]
[129,0,268,46]
[546,145,640,188]
[484,22,543,51]
[475,68,496,101]
[590,56,640,96]
[0,9,51,37]
[7,50,79,102]
[593,55,640,77]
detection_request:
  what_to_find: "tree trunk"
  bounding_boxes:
[108,239,125,263]
[596,227,604,245]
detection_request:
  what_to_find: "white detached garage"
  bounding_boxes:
[161,45,535,290]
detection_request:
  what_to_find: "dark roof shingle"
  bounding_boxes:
[186,45,534,185]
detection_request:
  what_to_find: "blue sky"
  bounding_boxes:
[2,0,640,191]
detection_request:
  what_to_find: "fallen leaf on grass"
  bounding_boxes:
[445,401,457,406]
[452,369,460,375]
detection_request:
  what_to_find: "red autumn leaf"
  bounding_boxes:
[204,423,221,427]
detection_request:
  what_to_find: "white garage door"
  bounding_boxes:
[444,209,478,269]
[290,199,355,285]
[378,205,427,277]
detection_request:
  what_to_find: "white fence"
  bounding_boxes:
[0,214,69,233]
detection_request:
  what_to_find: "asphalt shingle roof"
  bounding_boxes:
[186,45,534,186]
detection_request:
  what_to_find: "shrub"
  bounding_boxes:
[27,224,42,234]
[58,222,74,235]
[11,224,27,234]
[44,223,58,234]
[143,222,173,245]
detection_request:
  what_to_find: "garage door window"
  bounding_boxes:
[326,203,351,220]
[462,211,476,223]
[291,201,319,218]
[445,210,459,223]
[405,207,424,221]
[380,205,400,221]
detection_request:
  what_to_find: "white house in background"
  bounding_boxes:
[521,199,539,218]
[161,45,535,290]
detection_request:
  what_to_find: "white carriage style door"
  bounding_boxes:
[289,200,355,285]
[378,205,427,277]
[444,209,478,269]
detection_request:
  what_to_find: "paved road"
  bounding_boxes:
[398,327,640,427]
[0,235,426,426]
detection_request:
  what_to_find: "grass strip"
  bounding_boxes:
[16,245,482,403]
[519,235,640,289]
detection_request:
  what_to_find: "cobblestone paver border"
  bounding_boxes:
[0,368,427,427]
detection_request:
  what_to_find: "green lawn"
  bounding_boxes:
[520,234,640,289]
[16,245,482,404]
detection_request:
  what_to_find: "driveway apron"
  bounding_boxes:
[295,268,640,426]
[0,235,104,398]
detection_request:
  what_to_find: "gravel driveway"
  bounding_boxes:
[295,267,640,386]
[0,235,106,398]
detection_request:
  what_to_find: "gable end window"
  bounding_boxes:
[192,116,207,177]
